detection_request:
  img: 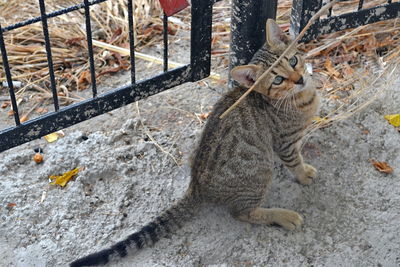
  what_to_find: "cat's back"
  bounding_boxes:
[190,87,275,198]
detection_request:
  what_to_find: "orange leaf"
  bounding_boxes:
[370,159,393,174]
[198,112,211,121]
[78,70,91,90]
[20,115,29,122]
[66,37,85,46]
[36,107,48,114]
[6,203,16,211]
[98,66,123,77]
[1,101,10,108]
[324,58,340,77]
[109,28,122,44]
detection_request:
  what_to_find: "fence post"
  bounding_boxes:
[229,0,277,86]
[290,0,322,38]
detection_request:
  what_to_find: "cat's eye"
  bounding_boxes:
[273,76,284,85]
[289,56,298,67]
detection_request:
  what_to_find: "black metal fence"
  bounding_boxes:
[291,0,400,41]
[0,0,215,152]
[1,0,400,153]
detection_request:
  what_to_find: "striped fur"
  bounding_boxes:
[70,193,198,267]
[70,19,319,266]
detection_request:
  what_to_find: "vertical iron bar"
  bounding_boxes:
[229,0,277,86]
[163,12,168,72]
[358,0,364,10]
[0,23,20,125]
[190,0,213,81]
[127,0,136,84]
[83,0,97,97]
[290,0,322,38]
[38,0,59,111]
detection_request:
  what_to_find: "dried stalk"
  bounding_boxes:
[92,40,222,81]
[219,0,337,119]
[135,102,180,165]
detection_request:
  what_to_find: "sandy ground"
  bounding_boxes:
[1,62,399,267]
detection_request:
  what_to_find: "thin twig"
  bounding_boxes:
[135,102,180,165]
[219,1,337,119]
[92,40,223,81]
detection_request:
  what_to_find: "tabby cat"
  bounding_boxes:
[70,19,319,267]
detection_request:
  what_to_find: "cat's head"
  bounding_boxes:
[231,19,308,99]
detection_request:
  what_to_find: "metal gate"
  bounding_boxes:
[291,0,400,41]
[0,0,215,152]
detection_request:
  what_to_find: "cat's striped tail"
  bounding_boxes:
[70,192,198,267]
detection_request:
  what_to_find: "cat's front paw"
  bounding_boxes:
[273,209,303,231]
[297,164,317,185]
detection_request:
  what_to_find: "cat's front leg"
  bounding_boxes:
[278,148,317,185]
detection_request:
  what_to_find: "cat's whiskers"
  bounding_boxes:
[274,91,291,112]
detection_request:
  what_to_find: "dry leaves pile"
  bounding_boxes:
[0,0,168,107]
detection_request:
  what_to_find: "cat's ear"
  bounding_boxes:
[265,19,290,49]
[230,65,261,88]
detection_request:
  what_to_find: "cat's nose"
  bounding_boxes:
[295,76,304,85]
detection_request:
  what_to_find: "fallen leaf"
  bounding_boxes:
[342,63,355,76]
[43,131,65,143]
[7,110,15,116]
[312,116,327,123]
[98,66,123,77]
[109,28,122,44]
[49,167,80,187]
[329,95,340,100]
[20,115,29,122]
[198,112,211,121]
[36,107,48,114]
[370,159,393,174]
[112,52,129,70]
[1,101,10,108]
[6,203,16,211]
[159,0,189,16]
[384,114,400,127]
[324,58,340,77]
[44,132,59,143]
[77,70,91,90]
[66,37,85,46]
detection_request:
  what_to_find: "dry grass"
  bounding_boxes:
[0,0,164,106]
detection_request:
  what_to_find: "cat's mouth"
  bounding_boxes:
[292,76,312,94]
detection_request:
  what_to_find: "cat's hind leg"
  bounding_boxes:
[234,207,303,231]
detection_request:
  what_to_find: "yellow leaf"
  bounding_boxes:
[43,130,65,143]
[49,168,80,187]
[312,116,328,123]
[384,114,400,127]
[44,132,59,143]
